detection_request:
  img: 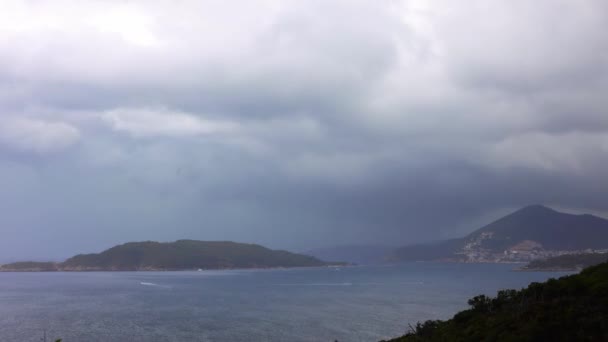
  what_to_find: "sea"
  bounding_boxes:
[0,263,571,342]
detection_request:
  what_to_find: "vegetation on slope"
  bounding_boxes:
[1,240,333,271]
[62,240,328,270]
[384,262,608,341]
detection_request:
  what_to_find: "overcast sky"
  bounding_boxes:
[1,0,607,261]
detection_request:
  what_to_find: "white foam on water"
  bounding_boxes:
[140,282,171,289]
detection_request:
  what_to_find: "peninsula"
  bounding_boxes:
[520,252,608,271]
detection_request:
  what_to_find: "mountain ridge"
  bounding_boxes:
[390,205,608,262]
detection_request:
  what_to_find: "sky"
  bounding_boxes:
[0,0,607,261]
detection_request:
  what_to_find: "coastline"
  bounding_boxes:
[516,266,581,272]
[0,263,350,273]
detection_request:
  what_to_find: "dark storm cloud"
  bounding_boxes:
[0,0,607,261]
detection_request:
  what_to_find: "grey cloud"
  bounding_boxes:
[0,0,607,261]
[0,115,80,154]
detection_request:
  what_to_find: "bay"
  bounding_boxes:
[0,263,570,341]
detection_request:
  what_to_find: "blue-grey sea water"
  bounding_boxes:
[0,263,570,341]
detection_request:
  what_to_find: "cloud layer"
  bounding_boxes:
[0,0,607,260]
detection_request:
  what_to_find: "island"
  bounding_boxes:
[383,261,608,341]
[0,240,342,271]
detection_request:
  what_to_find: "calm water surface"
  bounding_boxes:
[0,263,571,341]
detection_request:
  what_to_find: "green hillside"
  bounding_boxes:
[1,240,333,271]
[383,262,608,341]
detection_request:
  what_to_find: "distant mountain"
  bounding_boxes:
[521,253,608,271]
[465,205,608,250]
[389,205,608,262]
[387,239,463,262]
[0,240,337,271]
[306,244,395,265]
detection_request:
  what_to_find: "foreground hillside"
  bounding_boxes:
[384,261,608,341]
[390,205,608,262]
[0,240,333,271]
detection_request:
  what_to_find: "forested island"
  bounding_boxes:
[0,240,339,271]
[383,261,608,341]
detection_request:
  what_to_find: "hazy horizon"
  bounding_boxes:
[1,0,608,262]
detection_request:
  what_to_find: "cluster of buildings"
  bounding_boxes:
[457,232,608,263]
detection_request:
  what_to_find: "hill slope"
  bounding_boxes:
[383,261,608,341]
[1,240,332,271]
[469,205,608,251]
[390,205,608,262]
[521,253,608,271]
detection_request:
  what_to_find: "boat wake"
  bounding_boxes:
[140,282,172,289]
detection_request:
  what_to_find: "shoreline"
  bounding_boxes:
[0,263,351,273]
[515,266,581,272]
